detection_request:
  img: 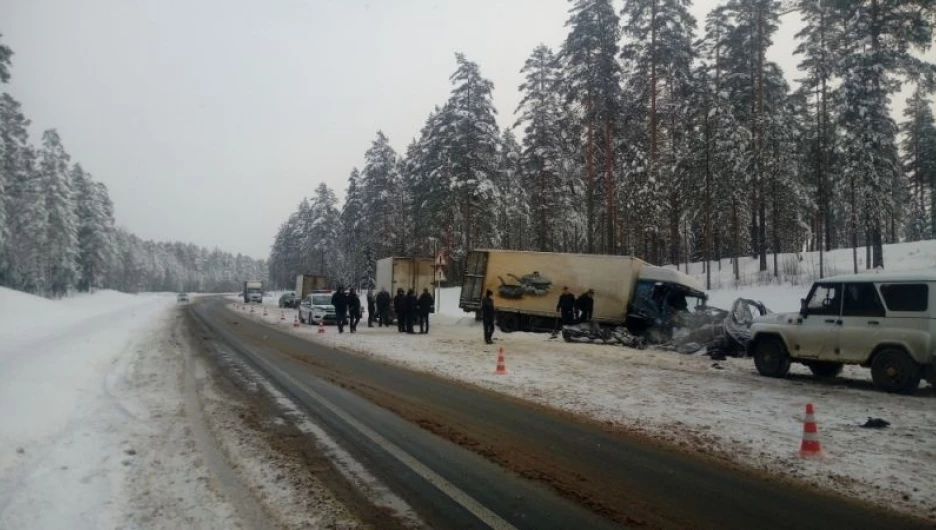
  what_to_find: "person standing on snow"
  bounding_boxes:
[366,290,376,328]
[331,287,348,334]
[376,288,391,327]
[393,288,406,333]
[576,289,595,323]
[556,286,576,326]
[405,288,418,334]
[481,289,496,344]
[347,288,362,333]
[417,288,434,334]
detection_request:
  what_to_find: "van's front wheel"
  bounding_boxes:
[753,337,791,378]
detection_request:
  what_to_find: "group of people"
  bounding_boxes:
[556,287,595,326]
[330,286,435,335]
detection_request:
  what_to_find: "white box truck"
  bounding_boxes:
[376,257,435,321]
[243,280,264,304]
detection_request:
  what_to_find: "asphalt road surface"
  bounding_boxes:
[189,299,932,530]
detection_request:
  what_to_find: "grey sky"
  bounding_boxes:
[1,1,926,259]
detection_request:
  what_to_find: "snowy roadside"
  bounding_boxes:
[232,294,936,521]
[0,287,363,529]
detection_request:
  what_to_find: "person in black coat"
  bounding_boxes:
[393,288,406,332]
[556,286,577,325]
[331,287,348,334]
[347,288,362,333]
[481,289,495,344]
[376,288,391,327]
[366,291,376,328]
[417,288,434,334]
[576,289,595,323]
[405,288,418,334]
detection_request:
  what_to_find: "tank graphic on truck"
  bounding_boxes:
[459,249,706,334]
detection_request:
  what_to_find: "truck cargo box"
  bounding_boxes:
[295,274,331,300]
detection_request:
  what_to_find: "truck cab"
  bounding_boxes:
[626,266,708,338]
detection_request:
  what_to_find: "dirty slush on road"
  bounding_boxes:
[179,307,415,530]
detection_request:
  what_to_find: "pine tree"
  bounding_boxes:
[6,144,46,291]
[72,165,116,291]
[358,131,403,261]
[0,33,11,84]
[444,54,501,264]
[900,85,936,238]
[515,45,566,252]
[40,129,79,296]
[495,129,526,249]
[560,0,622,253]
[0,92,30,280]
[340,169,365,286]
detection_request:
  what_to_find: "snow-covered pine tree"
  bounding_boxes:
[559,0,622,254]
[515,44,566,252]
[340,169,365,286]
[6,144,47,291]
[358,131,403,262]
[900,85,936,239]
[307,183,342,283]
[72,165,115,291]
[444,54,501,266]
[835,0,936,270]
[794,0,844,274]
[0,33,11,84]
[495,129,526,250]
[0,92,30,284]
[40,129,79,296]
[620,0,696,264]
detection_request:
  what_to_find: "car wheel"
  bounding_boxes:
[807,362,843,378]
[871,348,921,394]
[753,337,791,378]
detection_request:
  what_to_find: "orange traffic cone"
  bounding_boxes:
[799,403,823,459]
[280,311,285,323]
[249,304,255,313]
[495,347,507,374]
[317,321,325,334]
[293,314,300,328]
[263,306,268,318]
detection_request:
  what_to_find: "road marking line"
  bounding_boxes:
[254,350,518,530]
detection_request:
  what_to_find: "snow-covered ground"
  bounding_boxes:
[0,287,361,529]
[233,246,936,521]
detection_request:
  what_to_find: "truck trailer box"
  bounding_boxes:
[459,250,645,324]
[295,274,331,300]
[375,257,436,296]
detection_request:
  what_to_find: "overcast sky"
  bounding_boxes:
[1,0,926,259]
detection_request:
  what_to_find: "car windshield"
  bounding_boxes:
[312,295,332,306]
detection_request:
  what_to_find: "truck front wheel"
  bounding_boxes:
[753,337,791,378]
[871,349,921,394]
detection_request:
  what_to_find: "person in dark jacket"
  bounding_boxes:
[366,291,376,328]
[331,287,348,334]
[347,288,362,333]
[417,288,434,334]
[481,289,495,344]
[576,289,595,323]
[556,286,577,325]
[405,288,418,333]
[393,288,406,332]
[376,288,391,327]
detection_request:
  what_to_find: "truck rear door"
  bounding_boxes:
[460,251,488,309]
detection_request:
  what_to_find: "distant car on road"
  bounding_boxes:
[298,291,341,325]
[177,292,189,303]
[279,291,297,308]
[749,272,936,394]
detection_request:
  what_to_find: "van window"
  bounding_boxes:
[879,284,928,312]
[841,283,885,317]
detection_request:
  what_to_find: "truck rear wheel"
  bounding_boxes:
[807,362,843,378]
[871,349,921,394]
[498,313,518,333]
[753,337,791,378]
